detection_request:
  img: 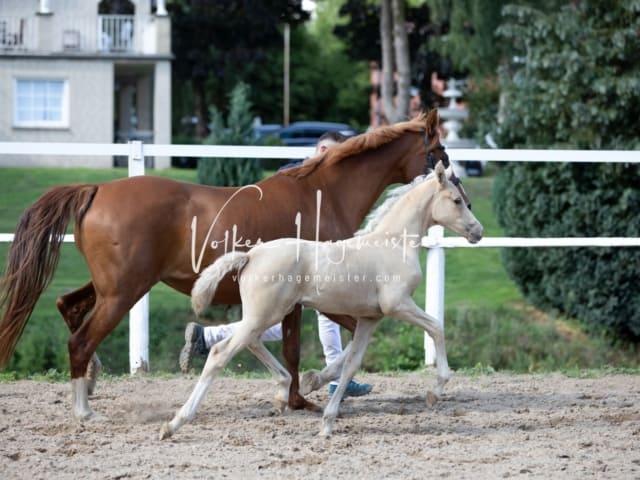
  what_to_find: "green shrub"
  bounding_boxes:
[362,306,639,373]
[494,162,640,339]
[197,82,263,186]
[494,2,640,340]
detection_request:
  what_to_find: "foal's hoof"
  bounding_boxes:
[73,405,96,421]
[300,370,323,395]
[75,411,95,421]
[319,423,333,438]
[425,390,439,408]
[159,423,173,440]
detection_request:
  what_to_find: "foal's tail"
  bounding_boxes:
[0,184,98,368]
[191,252,250,316]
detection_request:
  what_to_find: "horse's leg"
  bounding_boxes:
[320,318,378,437]
[389,299,451,399]
[56,281,102,395]
[300,342,352,395]
[160,321,259,439]
[282,305,320,412]
[68,293,141,419]
[247,340,292,413]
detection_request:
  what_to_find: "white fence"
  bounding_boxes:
[0,141,639,372]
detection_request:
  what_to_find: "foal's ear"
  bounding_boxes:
[425,109,439,136]
[435,160,447,187]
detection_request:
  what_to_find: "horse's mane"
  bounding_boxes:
[355,172,434,236]
[280,112,428,179]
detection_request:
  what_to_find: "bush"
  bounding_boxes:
[197,82,263,186]
[493,2,640,340]
[494,162,640,339]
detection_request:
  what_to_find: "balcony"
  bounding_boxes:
[0,14,161,55]
[98,15,136,53]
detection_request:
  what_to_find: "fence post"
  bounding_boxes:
[424,225,445,365]
[127,141,150,374]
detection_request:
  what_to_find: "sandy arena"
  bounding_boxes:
[1,371,639,479]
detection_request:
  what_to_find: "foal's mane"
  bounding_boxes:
[355,173,434,236]
[280,112,428,179]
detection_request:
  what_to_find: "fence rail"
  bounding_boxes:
[3,142,639,162]
[1,141,638,372]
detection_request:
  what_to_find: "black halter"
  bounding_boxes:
[423,131,471,209]
[423,134,448,174]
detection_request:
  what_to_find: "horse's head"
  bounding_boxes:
[400,109,472,209]
[431,161,483,244]
[400,109,447,181]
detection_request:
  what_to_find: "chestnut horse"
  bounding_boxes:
[0,110,455,419]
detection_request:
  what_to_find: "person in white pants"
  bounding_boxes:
[179,131,373,398]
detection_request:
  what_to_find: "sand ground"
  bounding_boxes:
[1,371,639,479]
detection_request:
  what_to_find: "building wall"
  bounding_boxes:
[0,58,114,167]
[0,0,172,169]
[153,60,171,169]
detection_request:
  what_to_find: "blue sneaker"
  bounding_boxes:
[328,380,373,398]
[179,322,209,373]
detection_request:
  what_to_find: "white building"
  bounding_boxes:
[0,0,172,168]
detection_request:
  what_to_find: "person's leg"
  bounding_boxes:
[317,313,343,366]
[317,312,372,397]
[180,322,282,372]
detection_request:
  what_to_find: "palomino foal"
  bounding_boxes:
[160,161,483,439]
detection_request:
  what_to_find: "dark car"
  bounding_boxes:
[254,124,282,142]
[270,121,358,146]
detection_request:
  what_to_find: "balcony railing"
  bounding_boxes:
[0,14,146,54]
[98,15,135,52]
[0,17,33,50]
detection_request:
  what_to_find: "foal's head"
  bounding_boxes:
[431,162,483,244]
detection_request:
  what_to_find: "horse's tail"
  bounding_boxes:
[0,184,98,368]
[191,252,250,316]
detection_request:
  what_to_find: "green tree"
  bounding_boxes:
[169,0,309,138]
[426,0,506,77]
[424,0,567,142]
[335,0,445,111]
[493,1,640,339]
[198,82,263,187]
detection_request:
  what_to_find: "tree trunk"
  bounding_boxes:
[192,78,209,139]
[379,0,411,125]
[380,0,395,125]
[392,0,410,122]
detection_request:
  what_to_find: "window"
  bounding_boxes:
[14,79,69,128]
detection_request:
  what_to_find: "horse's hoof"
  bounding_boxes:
[159,423,173,440]
[288,392,321,412]
[85,356,103,396]
[425,390,439,408]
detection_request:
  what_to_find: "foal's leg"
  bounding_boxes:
[299,312,357,395]
[300,342,352,395]
[160,321,260,440]
[56,281,102,395]
[320,318,378,437]
[247,341,292,413]
[390,299,451,398]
